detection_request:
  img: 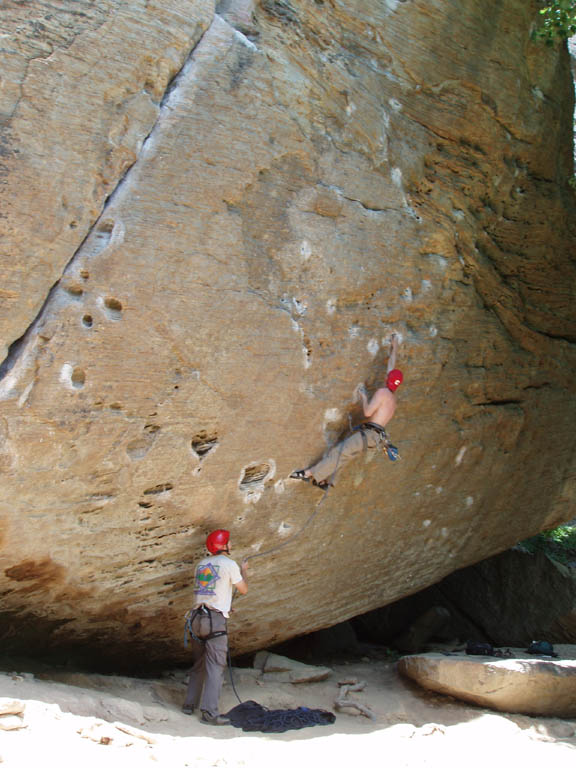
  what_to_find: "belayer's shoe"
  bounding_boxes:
[181,705,195,715]
[200,711,231,726]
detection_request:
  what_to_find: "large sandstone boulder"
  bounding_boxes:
[399,650,576,718]
[0,0,575,666]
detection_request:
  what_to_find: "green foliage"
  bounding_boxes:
[533,1,576,43]
[518,524,576,565]
[544,524,576,546]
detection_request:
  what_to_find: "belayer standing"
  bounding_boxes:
[183,529,248,725]
[291,333,403,489]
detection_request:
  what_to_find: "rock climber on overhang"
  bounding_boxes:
[290,333,403,490]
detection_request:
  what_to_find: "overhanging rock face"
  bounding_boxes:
[0,0,575,667]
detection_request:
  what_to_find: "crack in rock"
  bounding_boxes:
[0,13,218,396]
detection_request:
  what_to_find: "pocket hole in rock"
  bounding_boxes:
[65,285,84,299]
[191,431,219,459]
[138,501,153,508]
[239,463,272,490]
[143,483,173,495]
[91,220,115,256]
[71,368,86,389]
[104,297,123,319]
[82,314,93,328]
[126,438,154,460]
[98,219,115,234]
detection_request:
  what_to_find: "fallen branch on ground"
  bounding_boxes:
[335,679,376,720]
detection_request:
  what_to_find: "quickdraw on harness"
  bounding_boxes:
[353,421,400,462]
[183,605,228,648]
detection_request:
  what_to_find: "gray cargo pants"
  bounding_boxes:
[307,427,384,484]
[184,609,228,717]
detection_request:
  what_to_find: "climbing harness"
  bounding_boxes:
[353,421,400,462]
[183,605,243,705]
[183,605,228,647]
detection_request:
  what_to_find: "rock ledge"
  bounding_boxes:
[399,651,576,718]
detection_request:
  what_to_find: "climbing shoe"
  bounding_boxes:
[289,470,311,482]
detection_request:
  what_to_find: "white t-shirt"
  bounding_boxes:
[192,554,243,618]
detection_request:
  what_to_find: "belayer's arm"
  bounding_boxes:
[234,559,249,595]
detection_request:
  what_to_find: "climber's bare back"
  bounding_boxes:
[363,387,397,428]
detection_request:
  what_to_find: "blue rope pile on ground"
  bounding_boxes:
[225,700,336,733]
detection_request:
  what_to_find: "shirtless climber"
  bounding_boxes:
[290,334,403,489]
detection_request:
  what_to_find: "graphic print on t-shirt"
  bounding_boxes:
[194,562,220,596]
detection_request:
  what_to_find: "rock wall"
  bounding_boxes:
[430,549,576,646]
[354,548,576,649]
[0,0,575,667]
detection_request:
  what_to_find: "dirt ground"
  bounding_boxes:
[0,654,575,768]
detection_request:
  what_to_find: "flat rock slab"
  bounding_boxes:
[399,652,576,717]
[254,652,332,683]
[0,698,25,716]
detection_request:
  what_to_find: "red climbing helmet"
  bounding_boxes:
[206,529,230,555]
[386,369,404,392]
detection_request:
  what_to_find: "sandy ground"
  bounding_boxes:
[0,654,574,768]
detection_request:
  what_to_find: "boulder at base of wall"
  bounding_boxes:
[253,652,332,683]
[399,648,576,718]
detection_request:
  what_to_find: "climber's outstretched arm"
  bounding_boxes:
[387,333,399,373]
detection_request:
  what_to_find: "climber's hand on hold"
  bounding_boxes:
[354,383,367,404]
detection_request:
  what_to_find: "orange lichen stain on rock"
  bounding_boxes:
[4,558,65,587]
[312,189,343,218]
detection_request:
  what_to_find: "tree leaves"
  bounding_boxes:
[533,1,576,44]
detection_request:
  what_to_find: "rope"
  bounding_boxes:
[242,437,350,563]
[224,458,342,705]
[243,423,396,564]
[225,700,335,732]
[228,646,243,704]
[212,425,391,705]
[243,484,331,562]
